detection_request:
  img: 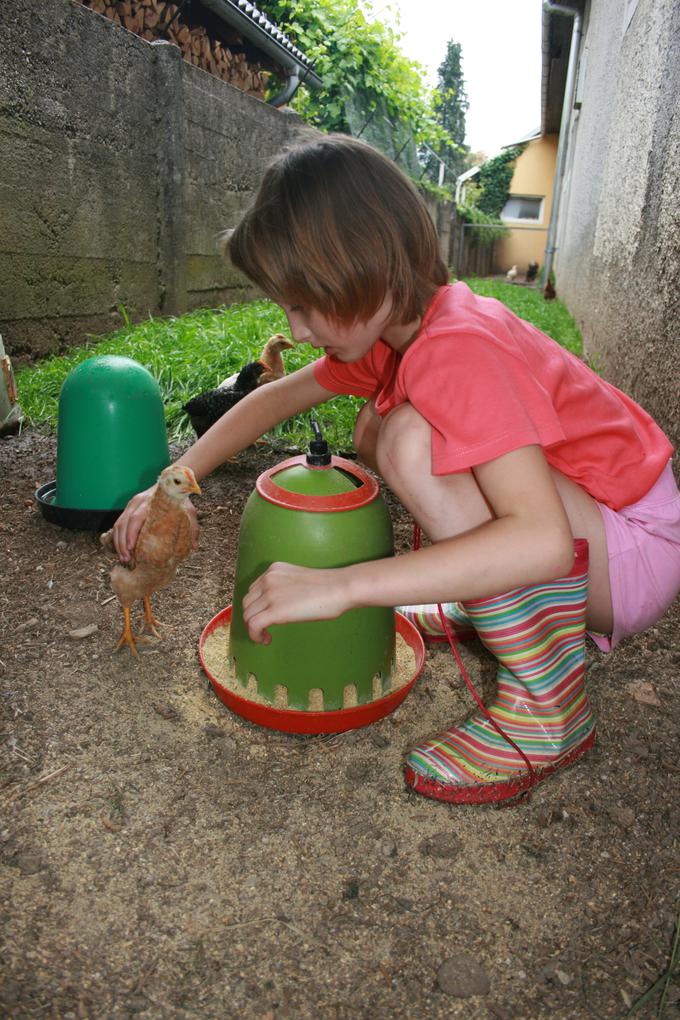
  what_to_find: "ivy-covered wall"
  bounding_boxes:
[476,146,525,218]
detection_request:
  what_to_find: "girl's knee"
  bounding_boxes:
[376,403,431,481]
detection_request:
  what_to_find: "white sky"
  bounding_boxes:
[365,0,544,158]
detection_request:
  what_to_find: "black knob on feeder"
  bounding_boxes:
[306,420,331,466]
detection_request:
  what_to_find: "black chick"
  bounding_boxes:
[526,261,539,283]
[182,334,294,437]
[183,361,265,438]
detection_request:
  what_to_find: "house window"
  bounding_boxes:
[501,196,543,222]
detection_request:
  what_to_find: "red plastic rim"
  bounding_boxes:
[255,454,379,512]
[198,607,426,734]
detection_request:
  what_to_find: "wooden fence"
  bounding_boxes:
[449,212,497,278]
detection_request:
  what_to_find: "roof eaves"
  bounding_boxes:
[501,127,542,148]
[198,0,323,89]
[541,2,584,134]
[456,166,481,184]
[541,3,553,134]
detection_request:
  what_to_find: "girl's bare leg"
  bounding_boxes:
[352,401,382,473]
[355,401,613,634]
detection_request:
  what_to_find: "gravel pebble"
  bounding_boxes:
[15,852,45,875]
[204,724,226,739]
[437,953,490,997]
[370,731,390,748]
[0,979,21,1005]
[607,805,636,829]
[152,702,179,720]
[68,624,98,640]
[420,832,461,859]
[126,996,149,1013]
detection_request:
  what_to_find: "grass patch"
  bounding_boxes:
[626,912,680,1018]
[16,302,362,453]
[17,280,583,453]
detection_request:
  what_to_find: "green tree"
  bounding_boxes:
[262,0,444,176]
[421,40,469,187]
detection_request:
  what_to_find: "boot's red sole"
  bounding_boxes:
[404,727,597,805]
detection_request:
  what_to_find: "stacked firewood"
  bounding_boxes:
[80,0,271,99]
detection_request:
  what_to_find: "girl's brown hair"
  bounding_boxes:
[226,134,449,326]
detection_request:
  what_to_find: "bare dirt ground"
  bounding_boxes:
[1,430,679,1020]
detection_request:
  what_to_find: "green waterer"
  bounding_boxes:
[228,425,396,712]
[35,355,170,530]
[55,355,169,510]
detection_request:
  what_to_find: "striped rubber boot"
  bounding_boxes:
[404,540,596,805]
[397,602,476,643]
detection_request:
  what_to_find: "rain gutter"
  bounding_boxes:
[541,1,583,290]
[198,0,322,105]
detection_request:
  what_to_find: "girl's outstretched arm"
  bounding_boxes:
[173,363,332,479]
[242,444,584,643]
[112,363,334,561]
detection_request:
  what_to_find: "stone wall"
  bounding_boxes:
[553,0,679,450]
[0,0,458,366]
[0,0,303,362]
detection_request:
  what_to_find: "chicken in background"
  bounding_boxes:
[101,466,201,655]
[182,334,295,437]
[525,261,539,284]
[506,265,519,283]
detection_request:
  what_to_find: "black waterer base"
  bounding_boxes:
[35,481,122,532]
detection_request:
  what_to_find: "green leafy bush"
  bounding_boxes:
[263,0,448,173]
[457,203,509,244]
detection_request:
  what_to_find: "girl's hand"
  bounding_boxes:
[112,484,200,563]
[112,485,157,562]
[242,562,352,644]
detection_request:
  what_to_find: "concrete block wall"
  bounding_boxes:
[0,0,303,362]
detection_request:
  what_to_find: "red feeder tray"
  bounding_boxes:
[198,607,426,735]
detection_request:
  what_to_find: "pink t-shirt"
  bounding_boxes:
[313,283,673,511]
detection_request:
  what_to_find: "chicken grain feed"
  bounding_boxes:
[202,621,417,712]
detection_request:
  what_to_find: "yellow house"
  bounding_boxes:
[494,130,558,278]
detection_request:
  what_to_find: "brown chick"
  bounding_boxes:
[256,333,295,385]
[101,465,201,655]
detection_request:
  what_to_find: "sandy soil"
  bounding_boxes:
[1,431,679,1020]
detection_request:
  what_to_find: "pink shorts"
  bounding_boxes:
[589,461,680,651]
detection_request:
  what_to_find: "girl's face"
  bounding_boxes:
[280,298,395,363]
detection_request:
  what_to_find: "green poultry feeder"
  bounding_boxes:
[199,424,426,734]
[35,355,169,530]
